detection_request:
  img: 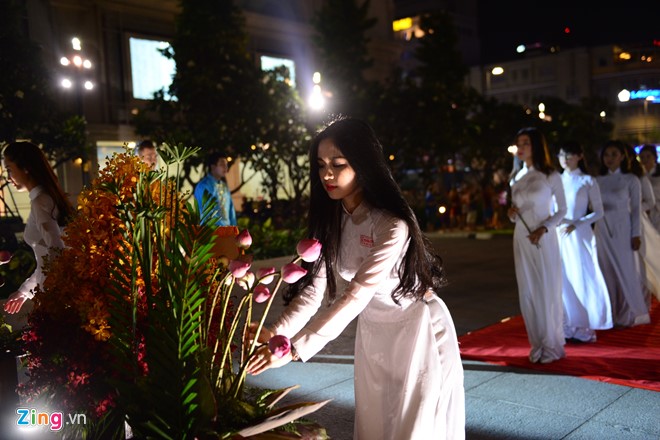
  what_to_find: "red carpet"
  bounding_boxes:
[459,298,660,392]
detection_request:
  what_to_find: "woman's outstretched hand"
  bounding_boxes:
[246,344,292,375]
[3,291,29,314]
[247,322,274,345]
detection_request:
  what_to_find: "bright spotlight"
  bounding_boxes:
[61,78,72,88]
[308,84,325,111]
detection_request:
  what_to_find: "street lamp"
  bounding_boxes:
[60,37,94,115]
[60,37,94,188]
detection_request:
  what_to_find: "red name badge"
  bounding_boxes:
[360,235,374,247]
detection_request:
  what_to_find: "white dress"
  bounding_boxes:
[595,170,650,326]
[638,174,660,301]
[557,169,612,341]
[272,201,465,440]
[509,165,567,363]
[646,165,660,232]
[17,186,65,298]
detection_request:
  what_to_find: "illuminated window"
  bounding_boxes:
[129,37,176,100]
[260,55,296,86]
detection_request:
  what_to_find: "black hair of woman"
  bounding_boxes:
[598,139,631,175]
[2,141,74,226]
[640,144,660,177]
[285,116,446,304]
[510,127,555,179]
[559,141,589,174]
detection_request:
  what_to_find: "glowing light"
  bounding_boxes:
[516,44,526,54]
[600,111,606,118]
[60,57,70,66]
[84,81,94,90]
[564,27,571,34]
[538,112,545,120]
[74,157,83,165]
[618,51,631,60]
[392,17,413,32]
[72,37,81,51]
[508,145,517,155]
[73,55,83,67]
[308,84,325,111]
[538,103,545,112]
[61,78,72,88]
[491,66,504,75]
[438,206,447,214]
[83,59,92,69]
[312,72,321,84]
[388,154,395,161]
[618,89,631,102]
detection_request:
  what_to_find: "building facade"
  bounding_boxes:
[468,42,660,147]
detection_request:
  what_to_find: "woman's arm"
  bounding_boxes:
[291,217,409,361]
[578,178,604,227]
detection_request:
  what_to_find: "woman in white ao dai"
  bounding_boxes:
[508,127,567,364]
[595,141,650,327]
[556,144,612,343]
[247,118,465,440]
[2,141,74,315]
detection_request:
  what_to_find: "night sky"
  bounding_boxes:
[477,0,660,64]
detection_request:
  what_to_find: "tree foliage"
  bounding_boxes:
[134,0,266,185]
[312,0,377,119]
[0,0,87,166]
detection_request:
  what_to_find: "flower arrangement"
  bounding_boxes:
[20,145,328,439]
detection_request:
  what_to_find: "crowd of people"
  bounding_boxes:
[507,128,658,366]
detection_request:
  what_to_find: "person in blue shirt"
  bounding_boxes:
[193,152,237,227]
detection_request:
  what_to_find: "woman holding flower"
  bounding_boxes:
[2,141,74,315]
[508,127,567,364]
[247,117,465,440]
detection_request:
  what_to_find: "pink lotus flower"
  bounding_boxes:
[281,263,307,284]
[253,285,271,303]
[256,267,276,285]
[296,238,322,263]
[268,335,291,358]
[0,250,12,265]
[236,229,252,249]
[229,259,251,279]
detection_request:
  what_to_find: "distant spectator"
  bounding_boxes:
[136,140,158,170]
[193,151,237,227]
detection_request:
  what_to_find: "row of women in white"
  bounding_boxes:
[509,128,659,364]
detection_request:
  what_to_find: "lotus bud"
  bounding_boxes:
[237,271,255,290]
[253,285,271,303]
[256,267,277,285]
[296,238,322,263]
[229,259,251,279]
[0,250,12,265]
[268,334,291,358]
[236,229,252,249]
[281,263,307,284]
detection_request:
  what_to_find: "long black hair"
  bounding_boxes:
[559,141,589,174]
[640,144,660,177]
[509,127,555,180]
[2,141,74,226]
[284,116,445,304]
[598,140,631,175]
